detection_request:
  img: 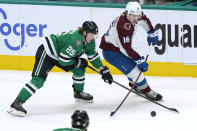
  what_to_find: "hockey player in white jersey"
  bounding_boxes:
[99,1,162,101]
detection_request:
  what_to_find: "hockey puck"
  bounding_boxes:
[151,111,156,117]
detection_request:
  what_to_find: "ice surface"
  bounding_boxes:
[0,70,197,131]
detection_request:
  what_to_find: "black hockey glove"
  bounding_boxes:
[100,66,113,84]
[75,58,88,68]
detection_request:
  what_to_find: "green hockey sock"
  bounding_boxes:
[17,77,45,103]
[73,83,84,92]
[18,88,32,103]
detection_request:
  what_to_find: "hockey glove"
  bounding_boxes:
[135,56,149,72]
[147,30,158,46]
[100,66,113,84]
[75,58,88,68]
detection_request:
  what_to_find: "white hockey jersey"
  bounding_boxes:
[99,12,154,60]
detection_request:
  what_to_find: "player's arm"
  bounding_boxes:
[138,12,158,46]
[85,41,103,69]
[86,42,113,84]
[138,12,154,32]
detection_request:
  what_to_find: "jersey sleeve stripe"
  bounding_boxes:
[88,52,99,61]
[59,53,72,63]
[60,52,71,59]
[45,36,58,57]
[45,37,54,55]
[59,57,72,63]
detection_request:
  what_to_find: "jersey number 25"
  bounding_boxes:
[66,45,76,56]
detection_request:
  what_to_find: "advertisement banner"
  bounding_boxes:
[0,4,91,56]
[0,3,197,74]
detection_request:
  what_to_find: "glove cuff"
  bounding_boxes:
[100,66,110,74]
[135,56,145,65]
[147,30,158,37]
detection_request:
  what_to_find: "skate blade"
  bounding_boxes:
[7,107,26,117]
[75,98,94,103]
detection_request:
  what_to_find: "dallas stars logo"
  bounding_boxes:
[75,40,81,47]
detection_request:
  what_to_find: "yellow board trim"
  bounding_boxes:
[1,55,197,77]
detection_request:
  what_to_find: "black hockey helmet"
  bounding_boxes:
[82,21,98,34]
[71,110,89,129]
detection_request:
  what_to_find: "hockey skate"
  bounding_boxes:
[74,90,93,103]
[134,88,163,101]
[129,83,162,101]
[7,97,27,117]
[144,90,162,101]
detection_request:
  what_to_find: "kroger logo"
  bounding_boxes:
[0,8,47,51]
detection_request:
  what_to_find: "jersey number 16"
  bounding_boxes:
[123,36,130,43]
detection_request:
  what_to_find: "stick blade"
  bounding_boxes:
[110,111,115,117]
[172,108,179,113]
[170,108,179,113]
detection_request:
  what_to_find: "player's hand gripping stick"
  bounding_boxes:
[87,56,179,116]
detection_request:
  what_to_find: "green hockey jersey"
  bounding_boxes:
[43,29,103,69]
[53,128,82,131]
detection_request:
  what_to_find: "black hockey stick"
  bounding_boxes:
[87,59,179,115]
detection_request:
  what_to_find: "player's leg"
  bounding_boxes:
[8,45,55,116]
[102,50,136,75]
[70,67,93,103]
[102,50,162,101]
[127,67,162,101]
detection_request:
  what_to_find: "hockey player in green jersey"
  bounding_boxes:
[7,21,113,117]
[53,110,89,131]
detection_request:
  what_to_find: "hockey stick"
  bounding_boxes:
[87,59,179,115]
[110,54,149,116]
[111,80,179,114]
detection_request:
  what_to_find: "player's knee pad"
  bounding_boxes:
[127,66,145,82]
[30,76,45,89]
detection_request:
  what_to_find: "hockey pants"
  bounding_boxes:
[102,50,150,92]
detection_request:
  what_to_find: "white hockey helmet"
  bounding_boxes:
[126,1,142,16]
